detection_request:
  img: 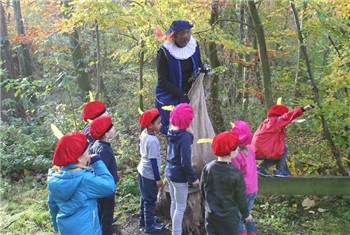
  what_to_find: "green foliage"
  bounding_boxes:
[0,121,55,178]
[115,174,140,214]
[255,195,350,234]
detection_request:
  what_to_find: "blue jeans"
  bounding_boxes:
[138,173,158,226]
[259,145,289,171]
[167,179,188,235]
[155,100,171,134]
[238,192,257,233]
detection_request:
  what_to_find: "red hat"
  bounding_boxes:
[90,115,113,140]
[53,132,88,166]
[139,108,160,127]
[82,100,106,122]
[267,104,289,116]
[170,103,194,129]
[212,131,239,157]
[231,120,253,146]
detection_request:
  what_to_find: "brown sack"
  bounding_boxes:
[188,73,216,178]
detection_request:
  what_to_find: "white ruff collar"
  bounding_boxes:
[163,36,197,60]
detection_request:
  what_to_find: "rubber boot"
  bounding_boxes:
[247,232,257,235]
[239,231,247,235]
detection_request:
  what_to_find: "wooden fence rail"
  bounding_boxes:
[258,176,350,195]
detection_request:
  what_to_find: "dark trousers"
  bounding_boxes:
[205,212,239,235]
[155,100,170,135]
[138,173,158,225]
[98,196,115,235]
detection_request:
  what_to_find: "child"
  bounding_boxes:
[137,108,165,234]
[231,120,258,235]
[165,103,199,235]
[47,132,115,235]
[200,131,253,235]
[81,100,108,143]
[89,115,119,235]
[251,104,314,177]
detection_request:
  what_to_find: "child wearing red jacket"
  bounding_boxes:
[251,104,314,177]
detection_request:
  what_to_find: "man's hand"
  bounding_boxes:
[192,179,200,187]
[245,214,253,223]
[156,180,164,189]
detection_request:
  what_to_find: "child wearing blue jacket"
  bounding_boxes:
[165,103,199,235]
[47,132,115,235]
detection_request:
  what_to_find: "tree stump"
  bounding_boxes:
[155,183,203,235]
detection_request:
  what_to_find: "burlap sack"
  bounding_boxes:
[188,73,216,178]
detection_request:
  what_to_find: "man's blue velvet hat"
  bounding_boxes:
[166,20,194,35]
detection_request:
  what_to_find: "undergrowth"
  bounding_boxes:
[1,177,350,234]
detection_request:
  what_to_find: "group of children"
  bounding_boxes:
[48,100,119,235]
[47,98,313,235]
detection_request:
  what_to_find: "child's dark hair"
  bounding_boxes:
[151,114,161,124]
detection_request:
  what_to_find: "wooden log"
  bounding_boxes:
[258,176,350,195]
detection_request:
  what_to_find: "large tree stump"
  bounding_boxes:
[156,184,203,235]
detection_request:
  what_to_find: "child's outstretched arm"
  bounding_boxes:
[302,104,314,111]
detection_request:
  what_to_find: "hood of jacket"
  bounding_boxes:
[47,165,93,216]
[168,129,190,144]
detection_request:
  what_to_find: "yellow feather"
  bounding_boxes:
[89,91,95,102]
[197,138,213,144]
[230,122,235,128]
[51,124,64,139]
[138,107,144,115]
[277,97,282,105]
[162,105,174,111]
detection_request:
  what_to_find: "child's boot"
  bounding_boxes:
[247,232,257,235]
[144,221,165,234]
[239,231,247,235]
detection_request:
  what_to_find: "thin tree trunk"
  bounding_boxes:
[0,1,21,121]
[292,2,307,99]
[243,4,253,111]
[62,1,91,97]
[247,0,273,110]
[13,0,33,79]
[95,22,106,99]
[208,0,224,132]
[139,40,145,112]
[290,0,347,175]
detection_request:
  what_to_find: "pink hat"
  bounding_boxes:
[231,120,253,146]
[212,131,239,157]
[53,132,88,166]
[170,103,194,129]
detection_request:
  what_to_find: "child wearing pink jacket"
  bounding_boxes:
[231,120,258,235]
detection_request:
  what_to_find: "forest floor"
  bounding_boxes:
[111,212,282,235]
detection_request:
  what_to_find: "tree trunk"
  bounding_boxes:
[290,0,347,176]
[243,4,253,111]
[12,0,36,107]
[247,0,273,110]
[235,3,245,105]
[13,0,33,79]
[62,1,92,97]
[0,1,20,121]
[69,28,92,95]
[208,0,224,132]
[139,40,145,112]
[95,22,106,99]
